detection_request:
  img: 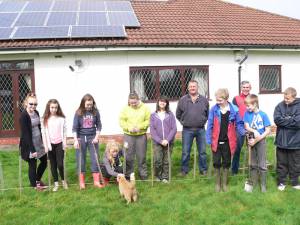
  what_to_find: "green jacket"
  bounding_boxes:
[119,102,151,135]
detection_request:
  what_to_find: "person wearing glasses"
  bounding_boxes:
[19,92,48,191]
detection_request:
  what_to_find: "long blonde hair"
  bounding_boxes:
[105,140,120,166]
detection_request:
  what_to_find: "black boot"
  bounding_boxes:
[215,168,221,192]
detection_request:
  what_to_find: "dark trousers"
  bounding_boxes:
[231,134,245,174]
[213,142,231,169]
[48,142,64,182]
[276,147,300,186]
[27,154,47,187]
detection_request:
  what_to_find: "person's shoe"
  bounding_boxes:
[62,180,68,190]
[53,182,59,192]
[162,179,169,184]
[292,185,300,190]
[200,170,207,176]
[36,181,48,189]
[92,173,105,188]
[278,183,286,191]
[178,171,187,177]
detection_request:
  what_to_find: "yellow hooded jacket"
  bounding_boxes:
[119,102,151,136]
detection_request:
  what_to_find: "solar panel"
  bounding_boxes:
[0,28,13,39]
[71,25,126,38]
[13,26,69,39]
[24,1,52,12]
[106,1,133,12]
[0,1,26,12]
[80,0,105,11]
[52,1,78,11]
[15,12,48,27]
[47,12,77,26]
[78,12,107,26]
[0,0,140,40]
[108,12,140,27]
[0,13,18,27]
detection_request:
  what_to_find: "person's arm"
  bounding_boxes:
[235,111,246,136]
[103,157,119,177]
[274,104,300,129]
[40,117,49,153]
[205,107,214,145]
[93,111,101,143]
[139,105,151,131]
[248,126,271,146]
[232,96,238,107]
[150,114,163,144]
[20,112,36,153]
[72,113,80,148]
[176,98,183,123]
[119,107,131,132]
[166,112,177,143]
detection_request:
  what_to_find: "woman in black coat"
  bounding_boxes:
[19,93,47,190]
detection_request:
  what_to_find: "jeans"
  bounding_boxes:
[182,128,207,173]
[76,135,100,173]
[231,133,245,174]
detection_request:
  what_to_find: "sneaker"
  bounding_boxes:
[62,180,68,190]
[292,185,300,190]
[162,179,169,184]
[53,182,59,192]
[36,181,48,189]
[278,183,286,191]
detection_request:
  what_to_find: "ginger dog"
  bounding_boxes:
[117,173,138,204]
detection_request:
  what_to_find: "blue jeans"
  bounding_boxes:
[181,128,207,173]
[231,133,245,174]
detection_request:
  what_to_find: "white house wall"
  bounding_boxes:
[0,49,299,137]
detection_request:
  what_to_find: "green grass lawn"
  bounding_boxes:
[0,137,299,225]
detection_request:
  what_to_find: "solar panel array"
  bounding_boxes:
[0,0,140,40]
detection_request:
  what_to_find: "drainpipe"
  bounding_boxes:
[237,49,248,93]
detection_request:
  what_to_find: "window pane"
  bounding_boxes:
[159,69,181,99]
[184,67,208,97]
[260,66,281,93]
[130,69,156,101]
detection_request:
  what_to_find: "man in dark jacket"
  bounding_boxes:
[274,87,300,191]
[176,80,209,176]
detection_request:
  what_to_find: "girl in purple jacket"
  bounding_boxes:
[150,97,177,183]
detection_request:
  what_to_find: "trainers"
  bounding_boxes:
[53,182,59,192]
[62,180,68,190]
[36,181,48,189]
[292,185,300,190]
[278,183,286,191]
[162,179,169,184]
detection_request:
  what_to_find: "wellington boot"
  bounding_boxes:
[79,173,85,189]
[215,168,221,192]
[92,173,105,188]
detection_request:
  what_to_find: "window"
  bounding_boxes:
[130,66,209,102]
[259,65,282,94]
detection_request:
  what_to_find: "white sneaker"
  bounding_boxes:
[62,180,68,190]
[53,182,59,192]
[278,183,286,191]
[292,185,300,190]
[162,179,169,184]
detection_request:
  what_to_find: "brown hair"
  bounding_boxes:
[245,94,259,108]
[43,99,65,126]
[76,93,98,116]
[155,96,170,113]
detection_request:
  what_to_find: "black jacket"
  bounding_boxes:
[19,110,41,161]
[176,94,209,128]
[274,98,300,149]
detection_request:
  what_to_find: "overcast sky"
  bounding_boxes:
[223,0,300,20]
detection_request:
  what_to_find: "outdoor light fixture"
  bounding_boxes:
[69,59,83,72]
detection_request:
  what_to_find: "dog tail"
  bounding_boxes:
[130,172,135,186]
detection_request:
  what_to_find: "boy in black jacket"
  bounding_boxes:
[274,87,300,191]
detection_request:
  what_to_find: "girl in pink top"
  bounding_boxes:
[41,99,68,191]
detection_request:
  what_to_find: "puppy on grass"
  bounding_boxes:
[117,173,138,204]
